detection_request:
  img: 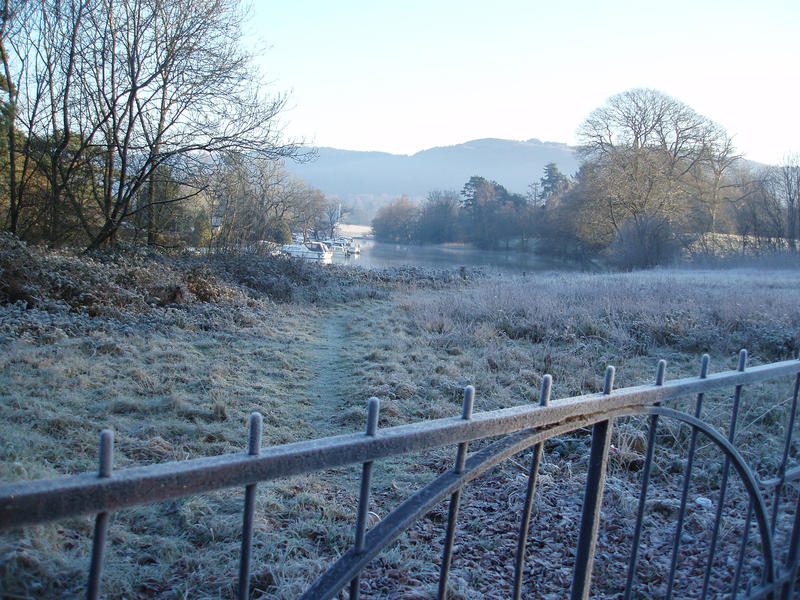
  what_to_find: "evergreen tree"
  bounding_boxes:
[192,211,212,248]
[539,162,569,201]
[460,175,508,249]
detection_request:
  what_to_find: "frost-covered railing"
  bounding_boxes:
[2,352,800,599]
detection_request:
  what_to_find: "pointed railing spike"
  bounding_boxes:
[656,359,667,386]
[238,413,263,600]
[603,366,616,395]
[572,367,615,600]
[513,374,553,599]
[438,386,475,600]
[624,359,667,598]
[350,398,381,600]
[87,430,114,600]
[667,354,711,600]
[703,350,748,599]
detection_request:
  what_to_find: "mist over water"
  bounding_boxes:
[332,239,556,273]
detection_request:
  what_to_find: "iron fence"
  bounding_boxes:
[2,351,800,599]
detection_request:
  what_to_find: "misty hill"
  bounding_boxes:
[286,138,580,222]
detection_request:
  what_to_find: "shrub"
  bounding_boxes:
[609,216,682,269]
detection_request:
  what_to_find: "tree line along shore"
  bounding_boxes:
[372,90,800,270]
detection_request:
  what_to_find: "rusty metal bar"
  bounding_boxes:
[349,398,380,600]
[6,354,800,600]
[4,358,799,532]
[759,464,800,489]
[732,498,756,599]
[87,430,113,600]
[437,386,475,600]
[772,374,800,535]
[237,413,263,600]
[703,349,748,599]
[666,354,710,600]
[779,369,800,600]
[570,366,615,600]
[779,486,800,600]
[623,359,666,599]
[512,374,552,600]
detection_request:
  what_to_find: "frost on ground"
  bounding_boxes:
[2,235,800,598]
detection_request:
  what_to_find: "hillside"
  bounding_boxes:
[287,138,579,222]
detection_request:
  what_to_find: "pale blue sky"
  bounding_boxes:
[248,0,799,164]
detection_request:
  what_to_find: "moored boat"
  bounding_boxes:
[324,240,350,255]
[280,241,333,263]
[324,237,361,256]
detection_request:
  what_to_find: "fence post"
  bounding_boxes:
[570,366,615,600]
[779,371,800,600]
[87,430,114,600]
[666,354,710,600]
[780,480,800,600]
[623,359,666,599]
[702,349,747,599]
[437,386,475,600]
[773,371,800,535]
[238,413,263,600]
[512,374,552,600]
[349,398,381,600]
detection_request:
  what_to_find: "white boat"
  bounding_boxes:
[325,237,361,256]
[280,241,333,263]
[324,240,350,255]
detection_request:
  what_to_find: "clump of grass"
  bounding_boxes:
[401,269,800,379]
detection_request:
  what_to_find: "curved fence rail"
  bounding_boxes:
[2,352,800,599]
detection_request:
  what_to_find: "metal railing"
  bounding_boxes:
[2,351,800,599]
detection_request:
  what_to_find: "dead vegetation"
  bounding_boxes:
[0,232,481,314]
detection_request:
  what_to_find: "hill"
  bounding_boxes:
[286,138,580,222]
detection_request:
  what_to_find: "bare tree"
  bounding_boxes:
[417,189,460,244]
[0,0,89,242]
[321,201,343,239]
[576,88,735,265]
[778,154,800,250]
[684,130,742,254]
[294,187,327,241]
[3,0,302,248]
[0,0,27,235]
[729,166,786,253]
[82,0,301,248]
[204,153,326,251]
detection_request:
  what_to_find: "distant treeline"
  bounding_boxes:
[373,89,800,268]
[371,166,566,251]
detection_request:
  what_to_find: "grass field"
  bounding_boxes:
[2,239,800,598]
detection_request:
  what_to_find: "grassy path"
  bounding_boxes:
[296,298,393,437]
[305,308,355,434]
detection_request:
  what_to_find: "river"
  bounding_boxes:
[332,238,559,273]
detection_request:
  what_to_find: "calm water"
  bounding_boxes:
[332,239,555,273]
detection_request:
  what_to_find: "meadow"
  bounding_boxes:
[1,237,800,598]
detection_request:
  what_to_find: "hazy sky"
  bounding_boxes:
[249,0,799,165]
